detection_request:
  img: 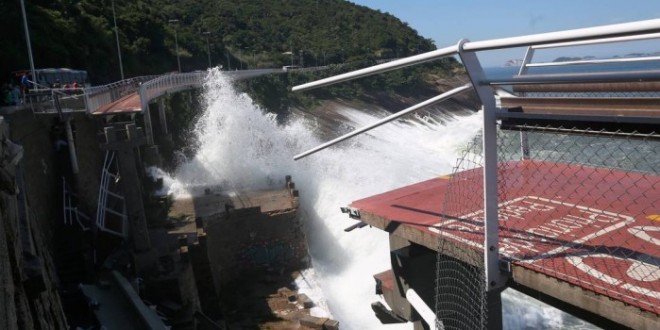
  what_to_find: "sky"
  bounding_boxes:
[349,0,660,66]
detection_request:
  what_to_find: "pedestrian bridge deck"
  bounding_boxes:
[12,67,309,116]
[348,160,659,329]
[93,92,141,115]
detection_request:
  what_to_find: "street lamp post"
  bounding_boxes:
[19,0,36,90]
[203,31,211,68]
[168,19,181,72]
[112,0,124,80]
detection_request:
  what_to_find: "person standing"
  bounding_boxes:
[20,72,31,94]
[10,84,21,105]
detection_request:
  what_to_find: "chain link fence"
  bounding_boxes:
[435,132,487,330]
[434,123,660,329]
[497,125,659,315]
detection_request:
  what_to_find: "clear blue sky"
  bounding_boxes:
[349,0,660,66]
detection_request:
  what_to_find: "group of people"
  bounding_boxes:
[50,79,80,89]
[1,83,22,106]
[1,72,32,106]
[0,72,85,107]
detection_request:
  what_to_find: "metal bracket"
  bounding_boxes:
[499,260,512,275]
[344,221,367,232]
[340,206,361,219]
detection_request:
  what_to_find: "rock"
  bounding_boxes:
[298,293,314,308]
[299,315,328,329]
[323,319,340,330]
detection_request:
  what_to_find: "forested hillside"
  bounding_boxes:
[2,0,456,85]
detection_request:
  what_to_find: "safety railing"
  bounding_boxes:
[27,87,87,115]
[139,72,206,145]
[138,72,206,111]
[62,177,91,231]
[291,18,660,330]
[95,150,127,238]
[62,177,90,231]
[84,75,159,114]
[517,32,660,74]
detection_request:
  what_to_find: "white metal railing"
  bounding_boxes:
[517,32,660,75]
[293,84,472,159]
[290,19,660,327]
[62,177,90,231]
[139,72,206,111]
[95,150,127,238]
[26,69,289,117]
[139,72,206,145]
[24,75,158,114]
[293,19,660,92]
[84,75,159,114]
[27,88,86,114]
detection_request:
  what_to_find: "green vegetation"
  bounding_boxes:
[3,0,458,84]
[241,57,461,116]
[3,0,467,128]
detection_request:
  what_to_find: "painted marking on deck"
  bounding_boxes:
[350,161,660,314]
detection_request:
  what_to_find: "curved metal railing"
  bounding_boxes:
[84,75,159,114]
[138,72,207,111]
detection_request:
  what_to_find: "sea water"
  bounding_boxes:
[162,68,599,329]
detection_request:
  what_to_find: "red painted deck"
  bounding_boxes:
[351,160,660,315]
[93,92,141,115]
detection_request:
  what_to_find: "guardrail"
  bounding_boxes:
[85,75,159,114]
[138,72,206,110]
[291,18,660,330]
[95,151,127,238]
[139,72,206,145]
[27,88,86,115]
[23,68,306,117]
[62,176,90,231]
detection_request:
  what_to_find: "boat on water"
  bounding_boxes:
[292,19,660,329]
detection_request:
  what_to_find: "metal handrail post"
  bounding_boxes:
[96,151,110,228]
[457,40,507,292]
[517,47,534,160]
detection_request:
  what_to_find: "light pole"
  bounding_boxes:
[112,0,124,80]
[203,31,211,68]
[20,0,36,90]
[168,19,181,72]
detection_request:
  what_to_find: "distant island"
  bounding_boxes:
[503,51,660,66]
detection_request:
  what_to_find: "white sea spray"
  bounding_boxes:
[158,68,597,330]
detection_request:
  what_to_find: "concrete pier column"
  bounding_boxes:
[139,90,154,146]
[158,98,168,135]
[65,117,79,174]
